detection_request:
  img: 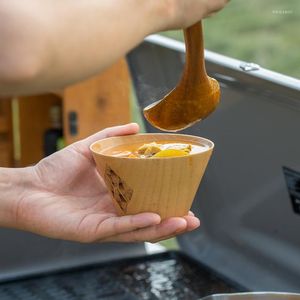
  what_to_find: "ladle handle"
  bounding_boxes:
[183,21,208,82]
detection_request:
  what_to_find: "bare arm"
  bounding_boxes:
[0,167,29,228]
[0,0,228,96]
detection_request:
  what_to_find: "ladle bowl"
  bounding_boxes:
[143,21,220,131]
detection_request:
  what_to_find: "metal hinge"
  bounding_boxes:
[239,62,260,72]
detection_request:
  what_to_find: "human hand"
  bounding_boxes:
[157,0,229,30]
[14,123,200,243]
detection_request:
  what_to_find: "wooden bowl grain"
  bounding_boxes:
[90,133,214,219]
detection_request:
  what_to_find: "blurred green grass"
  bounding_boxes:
[161,0,299,78]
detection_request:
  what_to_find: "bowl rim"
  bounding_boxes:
[89,133,214,160]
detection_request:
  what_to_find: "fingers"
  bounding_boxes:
[72,123,140,158]
[204,0,229,18]
[182,215,200,231]
[201,0,230,20]
[100,215,200,243]
[163,0,230,30]
[101,217,187,243]
[80,123,140,148]
[207,0,230,13]
[93,212,161,240]
[101,122,140,140]
[150,215,200,243]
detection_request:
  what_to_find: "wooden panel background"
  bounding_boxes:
[63,58,131,145]
[0,98,13,167]
[17,94,62,166]
[2,58,131,167]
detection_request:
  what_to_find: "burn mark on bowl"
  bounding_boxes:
[104,166,133,213]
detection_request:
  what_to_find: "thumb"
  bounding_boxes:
[80,123,140,148]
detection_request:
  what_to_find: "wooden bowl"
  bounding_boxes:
[90,133,214,219]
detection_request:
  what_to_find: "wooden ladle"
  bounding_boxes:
[143,21,220,131]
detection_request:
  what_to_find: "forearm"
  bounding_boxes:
[0,167,32,228]
[0,0,166,96]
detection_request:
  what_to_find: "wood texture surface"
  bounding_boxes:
[91,133,214,219]
[63,58,131,145]
[0,98,13,167]
[17,94,61,166]
[14,58,130,166]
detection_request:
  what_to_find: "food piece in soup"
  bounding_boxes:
[137,142,162,156]
[103,141,202,158]
[163,143,192,153]
[153,149,189,158]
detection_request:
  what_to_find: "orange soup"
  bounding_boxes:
[101,141,208,158]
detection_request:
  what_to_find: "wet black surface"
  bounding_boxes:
[0,251,238,300]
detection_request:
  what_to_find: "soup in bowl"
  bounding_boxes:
[90,133,214,219]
